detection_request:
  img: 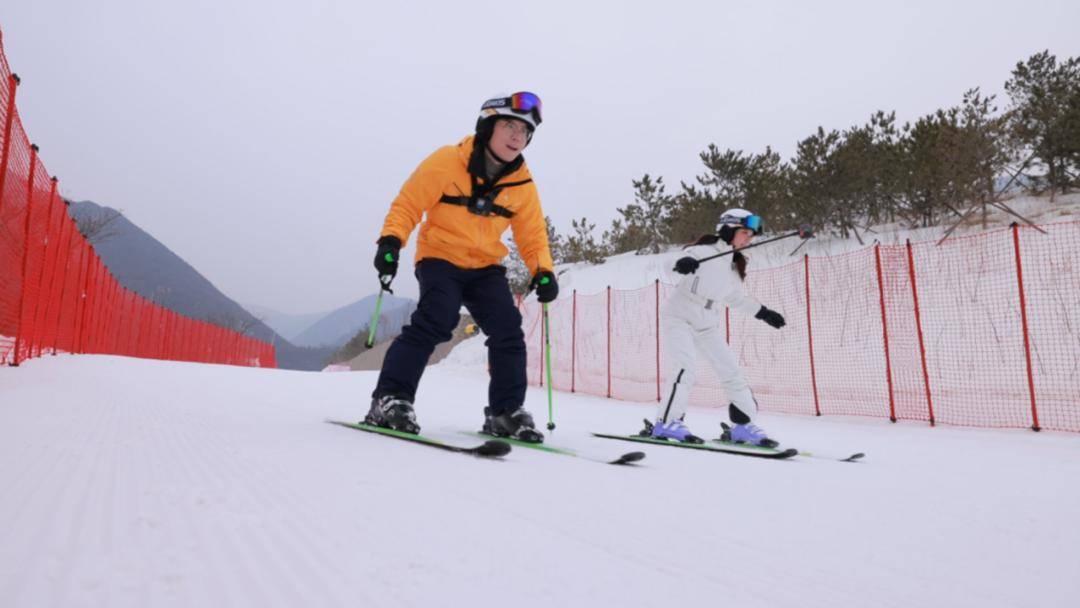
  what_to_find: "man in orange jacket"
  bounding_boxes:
[366,92,557,443]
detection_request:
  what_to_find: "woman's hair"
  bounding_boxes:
[733,251,747,281]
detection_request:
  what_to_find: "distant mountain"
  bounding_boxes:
[243,303,332,342]
[292,294,416,348]
[69,200,334,371]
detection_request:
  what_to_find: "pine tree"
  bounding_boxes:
[604,174,670,255]
[1005,51,1080,195]
[562,217,607,264]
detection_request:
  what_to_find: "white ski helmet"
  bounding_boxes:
[717,208,763,235]
[477,91,543,132]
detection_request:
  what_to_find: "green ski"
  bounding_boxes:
[461,432,645,465]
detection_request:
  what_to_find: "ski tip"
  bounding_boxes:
[611,451,646,465]
[476,440,512,458]
[841,452,866,462]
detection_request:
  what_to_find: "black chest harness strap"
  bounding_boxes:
[439,176,532,219]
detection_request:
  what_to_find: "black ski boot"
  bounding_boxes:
[482,406,544,443]
[365,395,420,434]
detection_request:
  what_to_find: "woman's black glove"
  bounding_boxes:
[529,270,559,303]
[374,235,401,278]
[755,305,786,329]
[674,256,700,275]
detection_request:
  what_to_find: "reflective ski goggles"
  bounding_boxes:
[720,213,763,235]
[481,91,543,125]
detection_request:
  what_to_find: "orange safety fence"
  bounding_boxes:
[0,27,275,369]
[523,222,1080,433]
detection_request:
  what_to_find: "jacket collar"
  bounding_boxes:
[456,135,530,182]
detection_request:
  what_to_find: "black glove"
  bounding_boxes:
[755,305,786,329]
[374,235,401,278]
[529,270,559,303]
[674,256,700,275]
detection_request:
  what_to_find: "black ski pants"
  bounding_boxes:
[373,258,526,414]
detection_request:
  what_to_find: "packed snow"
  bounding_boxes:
[2,353,1078,607]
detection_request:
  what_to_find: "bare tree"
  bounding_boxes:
[72,203,125,245]
[206,312,262,336]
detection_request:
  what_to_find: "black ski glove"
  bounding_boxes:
[674,256,700,275]
[755,305,786,329]
[374,235,401,279]
[529,270,559,303]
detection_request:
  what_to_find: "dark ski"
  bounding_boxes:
[795,450,866,463]
[327,420,511,458]
[592,432,798,459]
[462,432,645,465]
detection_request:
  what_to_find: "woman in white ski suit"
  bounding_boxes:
[650,208,786,446]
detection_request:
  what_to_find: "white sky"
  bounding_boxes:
[1,0,1078,313]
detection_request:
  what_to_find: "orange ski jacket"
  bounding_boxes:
[379,136,554,275]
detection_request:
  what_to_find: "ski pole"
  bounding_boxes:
[542,301,555,431]
[365,274,394,349]
[691,224,815,266]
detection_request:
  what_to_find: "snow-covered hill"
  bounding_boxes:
[2,354,1078,607]
[558,193,1080,296]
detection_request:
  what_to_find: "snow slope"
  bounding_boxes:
[558,193,1080,296]
[2,354,1078,607]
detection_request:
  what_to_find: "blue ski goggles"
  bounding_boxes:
[720,213,763,235]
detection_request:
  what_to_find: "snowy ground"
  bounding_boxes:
[2,353,1079,607]
[556,193,1080,295]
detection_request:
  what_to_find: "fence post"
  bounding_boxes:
[906,240,935,426]
[874,244,898,422]
[655,279,661,402]
[804,254,821,416]
[75,252,97,354]
[571,289,576,393]
[40,186,70,355]
[28,177,59,357]
[82,263,100,354]
[725,307,730,344]
[606,285,612,399]
[52,217,82,354]
[0,73,19,217]
[652,278,660,401]
[1011,224,1040,432]
[12,144,40,366]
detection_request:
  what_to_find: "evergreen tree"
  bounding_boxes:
[1005,51,1080,195]
[604,174,670,255]
[562,217,607,264]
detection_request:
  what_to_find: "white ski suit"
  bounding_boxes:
[656,242,762,425]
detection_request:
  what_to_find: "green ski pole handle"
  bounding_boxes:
[543,302,555,431]
[365,274,394,349]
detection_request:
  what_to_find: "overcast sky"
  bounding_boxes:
[1,0,1078,313]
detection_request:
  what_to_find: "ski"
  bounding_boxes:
[715,424,864,462]
[795,450,866,463]
[462,431,645,466]
[326,420,511,458]
[592,432,798,459]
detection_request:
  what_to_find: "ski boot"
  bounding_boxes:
[720,421,779,448]
[365,394,421,434]
[640,418,703,444]
[482,406,544,443]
